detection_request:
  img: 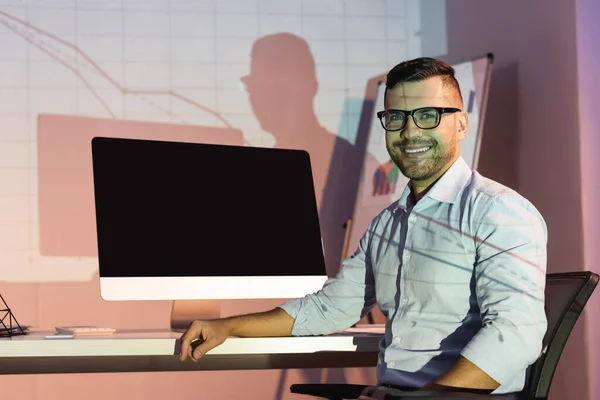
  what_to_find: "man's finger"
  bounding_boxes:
[179,338,192,361]
[179,338,189,361]
[191,337,212,361]
[179,327,200,361]
[179,334,191,360]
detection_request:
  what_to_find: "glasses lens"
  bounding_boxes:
[414,108,440,129]
[382,111,405,131]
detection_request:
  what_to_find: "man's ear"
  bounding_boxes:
[457,112,469,141]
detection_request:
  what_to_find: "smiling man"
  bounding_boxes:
[179,58,548,398]
[352,58,548,397]
[380,59,466,198]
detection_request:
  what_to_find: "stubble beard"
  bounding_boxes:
[388,138,457,182]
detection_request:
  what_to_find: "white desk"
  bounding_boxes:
[0,328,383,375]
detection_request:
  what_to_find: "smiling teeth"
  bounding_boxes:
[404,147,431,154]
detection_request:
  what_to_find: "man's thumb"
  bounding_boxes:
[192,338,212,360]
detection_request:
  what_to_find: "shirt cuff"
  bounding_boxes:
[460,326,525,385]
[278,298,314,336]
[278,298,302,319]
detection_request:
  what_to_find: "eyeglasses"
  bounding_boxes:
[376,107,461,131]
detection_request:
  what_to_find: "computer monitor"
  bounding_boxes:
[91,137,329,301]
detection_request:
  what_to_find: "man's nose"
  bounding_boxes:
[401,116,422,139]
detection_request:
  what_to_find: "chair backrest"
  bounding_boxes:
[521,271,599,400]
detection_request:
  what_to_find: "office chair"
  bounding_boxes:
[290,271,599,400]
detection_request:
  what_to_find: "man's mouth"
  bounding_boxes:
[402,146,432,154]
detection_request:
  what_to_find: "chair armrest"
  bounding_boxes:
[290,383,368,399]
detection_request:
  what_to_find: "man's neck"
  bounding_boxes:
[411,184,432,202]
[410,156,459,202]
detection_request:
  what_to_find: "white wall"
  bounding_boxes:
[0,1,442,400]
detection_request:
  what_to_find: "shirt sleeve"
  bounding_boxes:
[278,222,378,336]
[460,193,548,385]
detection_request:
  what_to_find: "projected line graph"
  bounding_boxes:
[0,0,431,292]
[0,10,232,127]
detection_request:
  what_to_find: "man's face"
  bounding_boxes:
[384,77,468,185]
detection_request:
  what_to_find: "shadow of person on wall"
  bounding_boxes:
[241,32,369,279]
[242,32,377,395]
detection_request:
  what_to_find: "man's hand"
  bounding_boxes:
[179,319,231,362]
[178,307,295,362]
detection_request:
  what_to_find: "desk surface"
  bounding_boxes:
[0,327,384,375]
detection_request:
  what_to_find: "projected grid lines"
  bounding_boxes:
[0,0,423,282]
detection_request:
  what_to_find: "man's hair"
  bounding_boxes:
[385,57,463,105]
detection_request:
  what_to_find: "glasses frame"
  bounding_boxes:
[376,107,462,131]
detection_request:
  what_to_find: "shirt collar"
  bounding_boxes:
[396,156,472,210]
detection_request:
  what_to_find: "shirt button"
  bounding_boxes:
[394,336,400,343]
[403,253,410,260]
[389,361,396,368]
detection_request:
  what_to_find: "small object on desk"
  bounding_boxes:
[55,326,116,336]
[0,325,30,336]
[0,293,27,337]
[45,334,75,340]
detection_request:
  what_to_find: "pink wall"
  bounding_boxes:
[444,1,593,399]
[1,2,597,399]
[576,1,600,399]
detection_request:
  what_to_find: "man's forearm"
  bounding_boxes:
[423,356,499,391]
[223,307,295,337]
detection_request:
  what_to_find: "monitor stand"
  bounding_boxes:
[170,300,221,332]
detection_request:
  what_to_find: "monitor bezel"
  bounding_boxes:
[91,137,329,301]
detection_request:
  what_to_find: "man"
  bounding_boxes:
[180,57,548,397]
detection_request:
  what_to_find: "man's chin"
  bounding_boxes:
[398,165,436,181]
[398,159,427,174]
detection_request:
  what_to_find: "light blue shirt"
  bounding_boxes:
[279,156,548,394]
